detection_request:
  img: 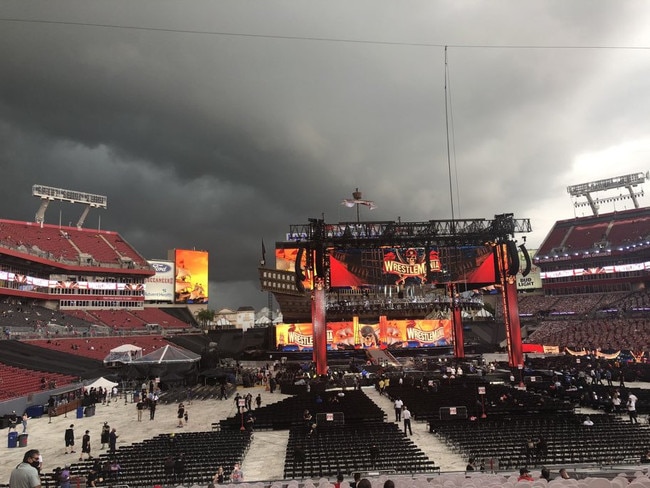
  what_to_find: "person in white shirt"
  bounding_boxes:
[402,406,412,436]
[394,398,403,422]
[627,393,639,424]
[583,416,594,426]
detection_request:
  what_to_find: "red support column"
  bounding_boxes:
[311,278,328,376]
[495,242,524,368]
[448,283,465,359]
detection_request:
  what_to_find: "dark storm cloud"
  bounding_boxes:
[2,1,650,309]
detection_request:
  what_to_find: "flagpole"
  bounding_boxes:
[353,188,362,223]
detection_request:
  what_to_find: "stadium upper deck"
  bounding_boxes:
[534,207,650,294]
[0,219,150,269]
[536,207,650,259]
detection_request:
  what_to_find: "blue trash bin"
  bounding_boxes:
[8,431,18,448]
[76,406,84,419]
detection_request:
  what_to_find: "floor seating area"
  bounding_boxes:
[284,422,437,479]
[219,390,386,431]
[384,378,573,422]
[41,430,252,488]
[429,413,650,469]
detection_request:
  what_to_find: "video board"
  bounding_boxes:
[276,243,496,289]
[275,318,452,351]
[170,249,209,304]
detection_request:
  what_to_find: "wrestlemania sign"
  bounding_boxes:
[276,318,452,351]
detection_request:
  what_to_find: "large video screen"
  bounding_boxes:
[275,318,452,351]
[275,243,496,289]
[172,249,209,304]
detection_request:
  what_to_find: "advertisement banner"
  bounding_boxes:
[275,318,452,351]
[145,260,175,302]
[172,249,209,304]
[516,248,542,290]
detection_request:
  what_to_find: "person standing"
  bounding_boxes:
[100,422,110,450]
[402,405,412,436]
[64,425,76,455]
[136,400,144,421]
[108,428,118,455]
[22,412,29,433]
[212,466,225,485]
[177,403,185,427]
[59,465,71,488]
[628,393,639,424]
[255,394,262,410]
[8,411,18,432]
[80,430,92,461]
[394,398,403,422]
[230,463,243,483]
[9,449,42,488]
[149,396,157,420]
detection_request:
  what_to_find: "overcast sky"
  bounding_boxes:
[2,1,650,311]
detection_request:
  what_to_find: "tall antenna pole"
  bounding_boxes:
[444,46,456,229]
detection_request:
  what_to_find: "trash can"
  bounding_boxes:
[18,434,28,447]
[76,406,84,419]
[8,431,18,448]
[26,405,44,418]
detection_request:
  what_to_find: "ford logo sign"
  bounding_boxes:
[151,263,172,273]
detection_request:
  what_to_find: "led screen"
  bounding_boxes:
[173,249,209,304]
[275,318,452,351]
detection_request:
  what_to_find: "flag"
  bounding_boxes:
[341,198,377,210]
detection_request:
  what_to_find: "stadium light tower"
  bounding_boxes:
[32,184,107,229]
[567,171,648,216]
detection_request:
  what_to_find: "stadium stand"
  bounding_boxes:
[0,362,77,400]
[129,308,191,329]
[27,336,174,361]
[0,219,147,266]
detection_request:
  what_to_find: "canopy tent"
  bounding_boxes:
[132,344,200,363]
[126,345,201,387]
[85,376,119,391]
[103,344,143,365]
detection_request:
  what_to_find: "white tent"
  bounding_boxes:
[110,344,143,354]
[86,376,118,390]
[103,344,143,364]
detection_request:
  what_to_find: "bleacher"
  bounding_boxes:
[84,310,147,330]
[0,362,77,401]
[27,336,174,361]
[527,318,650,350]
[0,219,146,266]
[129,308,191,329]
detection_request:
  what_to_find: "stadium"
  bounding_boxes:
[4,177,650,488]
